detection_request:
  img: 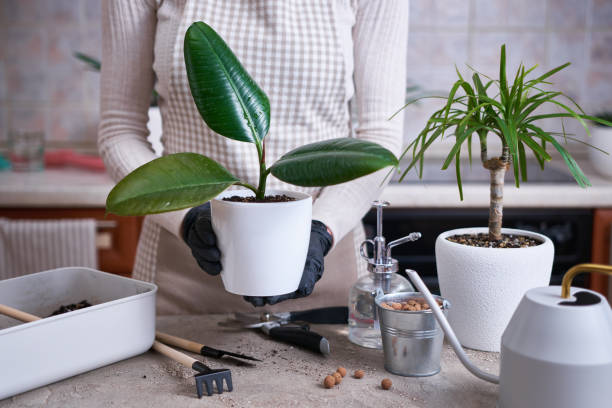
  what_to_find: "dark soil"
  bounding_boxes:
[223,194,297,203]
[446,233,542,248]
[49,300,92,316]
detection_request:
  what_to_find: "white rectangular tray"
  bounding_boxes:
[0,267,157,400]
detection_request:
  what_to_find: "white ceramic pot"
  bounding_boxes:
[435,227,554,352]
[211,189,312,296]
[588,125,612,178]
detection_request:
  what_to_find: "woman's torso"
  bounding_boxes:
[134,0,367,313]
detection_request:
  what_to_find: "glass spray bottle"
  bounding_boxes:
[348,201,421,349]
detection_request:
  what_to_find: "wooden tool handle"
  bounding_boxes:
[155,331,203,354]
[0,304,41,322]
[152,340,199,369]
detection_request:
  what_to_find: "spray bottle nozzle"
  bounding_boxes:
[360,201,421,273]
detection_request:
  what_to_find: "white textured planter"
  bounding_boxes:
[588,125,612,179]
[435,227,554,352]
[211,189,312,296]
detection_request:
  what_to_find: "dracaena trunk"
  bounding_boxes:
[484,158,509,241]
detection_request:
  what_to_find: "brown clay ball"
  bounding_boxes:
[323,375,335,388]
[354,369,365,379]
[381,378,392,390]
[333,372,342,384]
[336,367,347,377]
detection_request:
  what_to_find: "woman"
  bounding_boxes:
[99,0,409,314]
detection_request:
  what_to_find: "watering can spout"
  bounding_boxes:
[405,269,500,384]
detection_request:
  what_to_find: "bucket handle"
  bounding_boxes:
[561,263,612,298]
[405,269,499,384]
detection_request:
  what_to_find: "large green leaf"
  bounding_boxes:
[270,138,398,187]
[184,22,270,146]
[106,153,239,216]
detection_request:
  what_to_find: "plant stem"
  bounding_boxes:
[501,144,511,164]
[255,141,268,200]
[484,158,509,241]
[479,132,488,163]
[256,166,269,199]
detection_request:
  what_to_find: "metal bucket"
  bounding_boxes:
[375,291,450,377]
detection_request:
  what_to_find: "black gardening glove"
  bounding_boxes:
[244,220,333,307]
[182,202,222,275]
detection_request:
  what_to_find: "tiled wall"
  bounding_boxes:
[406,0,612,156]
[0,0,610,154]
[0,0,101,150]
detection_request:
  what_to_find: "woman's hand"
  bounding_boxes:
[182,202,222,275]
[243,220,333,307]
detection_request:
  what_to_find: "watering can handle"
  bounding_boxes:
[561,263,612,298]
[405,270,500,385]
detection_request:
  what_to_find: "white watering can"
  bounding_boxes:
[406,264,612,408]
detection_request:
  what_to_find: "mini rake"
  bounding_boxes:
[152,340,233,397]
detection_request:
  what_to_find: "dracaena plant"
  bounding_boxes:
[106,22,398,216]
[394,44,612,241]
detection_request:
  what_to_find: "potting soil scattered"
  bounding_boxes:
[446,233,541,248]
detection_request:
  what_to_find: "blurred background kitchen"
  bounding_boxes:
[0,1,611,298]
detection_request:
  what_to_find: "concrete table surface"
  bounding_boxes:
[1,314,500,407]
